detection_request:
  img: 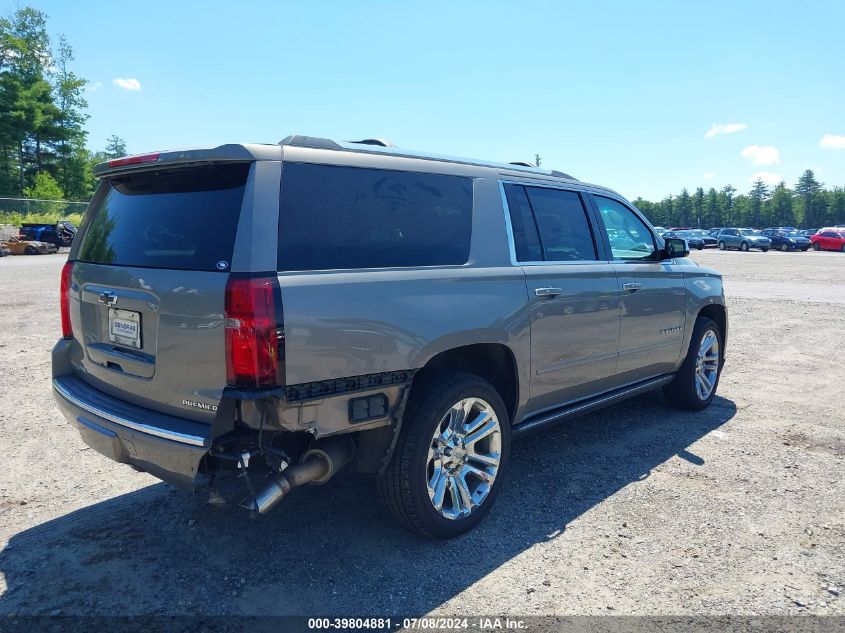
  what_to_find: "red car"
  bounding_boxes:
[810,229,845,252]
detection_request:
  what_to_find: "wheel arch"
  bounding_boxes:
[412,343,520,425]
[697,303,727,365]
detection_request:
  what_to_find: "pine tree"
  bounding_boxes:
[104,135,127,159]
[795,170,823,227]
[748,179,768,228]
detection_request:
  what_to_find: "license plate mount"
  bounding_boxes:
[108,308,142,349]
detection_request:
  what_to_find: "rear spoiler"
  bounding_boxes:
[93,143,282,178]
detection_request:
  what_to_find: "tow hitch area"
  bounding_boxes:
[202,434,356,514]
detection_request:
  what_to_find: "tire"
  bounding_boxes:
[841,245,845,253]
[24,245,37,255]
[718,241,726,250]
[780,243,789,252]
[740,242,749,252]
[663,316,723,411]
[697,245,704,250]
[377,372,511,538]
[812,242,820,251]
[761,248,769,252]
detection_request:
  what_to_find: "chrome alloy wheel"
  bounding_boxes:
[426,398,502,520]
[694,330,720,400]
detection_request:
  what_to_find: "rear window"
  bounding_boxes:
[277,163,473,271]
[75,163,250,271]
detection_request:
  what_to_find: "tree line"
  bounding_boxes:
[0,7,126,202]
[634,171,845,230]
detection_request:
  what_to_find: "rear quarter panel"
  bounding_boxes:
[275,172,532,410]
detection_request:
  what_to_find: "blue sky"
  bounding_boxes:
[19,0,845,201]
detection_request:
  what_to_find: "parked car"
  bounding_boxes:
[810,229,845,252]
[708,227,723,237]
[717,228,771,252]
[800,229,818,239]
[20,221,76,248]
[760,228,811,251]
[52,136,727,538]
[663,230,704,250]
[1,235,57,255]
[684,229,718,248]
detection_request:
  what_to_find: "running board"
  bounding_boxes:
[512,374,674,436]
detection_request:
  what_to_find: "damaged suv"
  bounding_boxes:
[53,136,727,538]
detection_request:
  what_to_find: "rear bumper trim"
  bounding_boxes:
[52,378,207,447]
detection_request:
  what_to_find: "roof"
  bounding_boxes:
[278,135,577,181]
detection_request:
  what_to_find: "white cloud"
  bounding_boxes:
[87,80,103,92]
[702,172,716,180]
[740,144,780,165]
[704,123,747,138]
[749,171,782,186]
[820,134,845,150]
[113,77,141,91]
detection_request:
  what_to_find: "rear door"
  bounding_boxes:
[68,162,254,421]
[503,183,621,412]
[590,194,687,385]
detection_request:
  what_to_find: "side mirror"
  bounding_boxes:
[663,237,689,259]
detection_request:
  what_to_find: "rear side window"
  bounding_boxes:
[278,163,473,271]
[503,184,542,262]
[76,163,250,271]
[524,187,597,261]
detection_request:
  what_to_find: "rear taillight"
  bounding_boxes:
[224,274,283,388]
[60,261,73,339]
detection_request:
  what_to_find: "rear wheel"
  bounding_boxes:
[718,241,726,250]
[841,244,845,253]
[780,243,789,252]
[740,242,749,252]
[761,248,770,252]
[377,372,510,538]
[664,317,722,411]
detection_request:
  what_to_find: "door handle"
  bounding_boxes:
[623,282,642,292]
[534,287,562,298]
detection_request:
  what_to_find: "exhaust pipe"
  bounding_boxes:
[242,435,355,514]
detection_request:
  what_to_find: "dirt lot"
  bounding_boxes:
[0,249,843,617]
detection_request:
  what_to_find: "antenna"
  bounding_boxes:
[348,138,395,148]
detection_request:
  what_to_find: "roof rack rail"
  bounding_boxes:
[277,134,577,180]
[278,135,342,150]
[347,138,395,148]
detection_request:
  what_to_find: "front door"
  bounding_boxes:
[590,194,687,386]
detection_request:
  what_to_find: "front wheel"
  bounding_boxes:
[761,248,770,252]
[740,242,749,252]
[24,245,37,255]
[718,241,726,250]
[377,372,510,538]
[780,243,789,252]
[664,316,723,411]
[813,243,821,251]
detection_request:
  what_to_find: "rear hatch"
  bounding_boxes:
[70,162,251,422]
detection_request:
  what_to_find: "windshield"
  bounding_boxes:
[783,231,802,237]
[739,229,756,236]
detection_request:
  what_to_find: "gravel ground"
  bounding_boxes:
[0,249,843,617]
